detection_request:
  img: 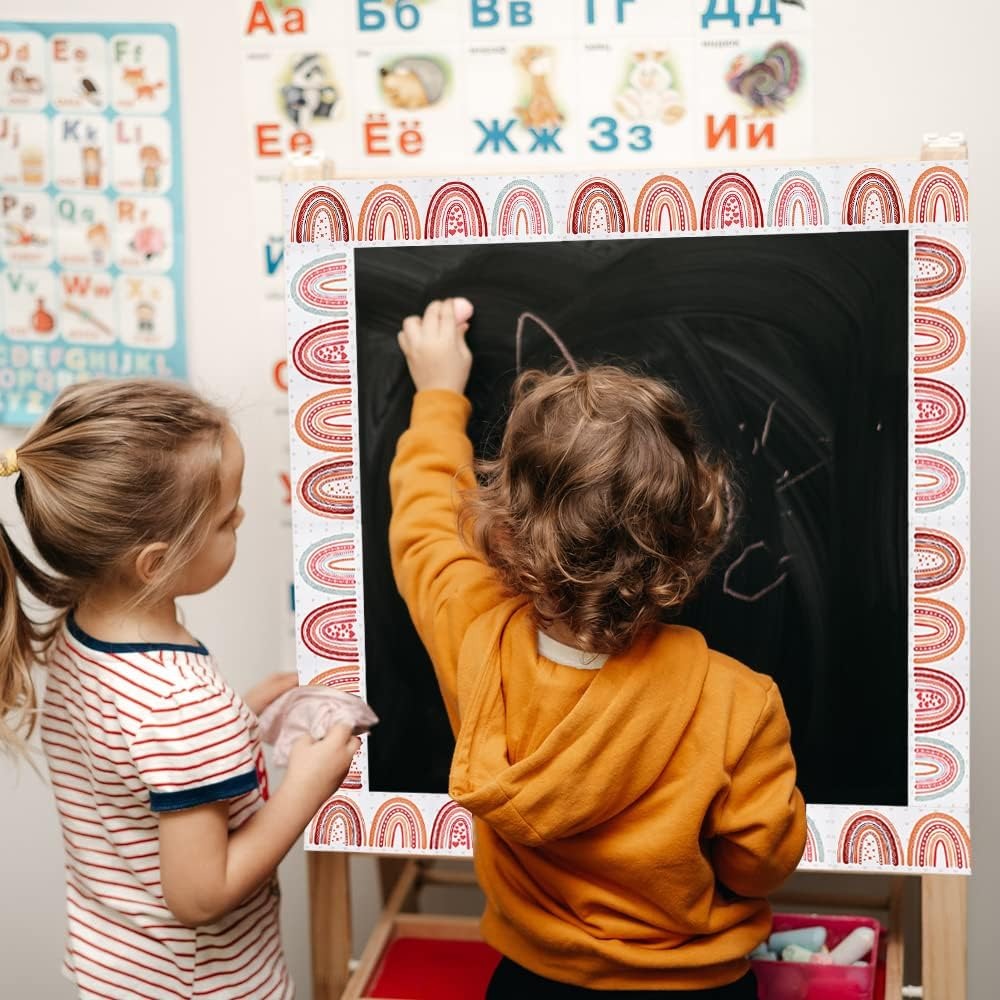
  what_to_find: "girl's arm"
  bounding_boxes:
[158,724,359,927]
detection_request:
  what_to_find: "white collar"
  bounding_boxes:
[537,630,608,670]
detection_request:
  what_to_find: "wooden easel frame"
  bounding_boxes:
[308,853,966,1000]
[295,135,970,1000]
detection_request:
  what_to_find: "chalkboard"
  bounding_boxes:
[354,231,909,807]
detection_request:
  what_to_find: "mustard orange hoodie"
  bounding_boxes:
[389,390,807,991]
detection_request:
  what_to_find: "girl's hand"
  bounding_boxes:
[243,672,298,717]
[398,298,474,395]
[284,723,362,809]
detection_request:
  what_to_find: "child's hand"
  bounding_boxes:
[398,298,474,395]
[243,672,298,717]
[284,723,362,808]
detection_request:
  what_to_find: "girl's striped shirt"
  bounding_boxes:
[40,615,292,1000]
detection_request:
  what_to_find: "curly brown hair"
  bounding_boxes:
[462,366,734,655]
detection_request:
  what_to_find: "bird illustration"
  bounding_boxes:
[726,42,801,115]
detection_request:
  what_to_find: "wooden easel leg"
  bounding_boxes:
[309,851,352,1000]
[883,877,905,1000]
[378,856,421,910]
[922,875,967,1000]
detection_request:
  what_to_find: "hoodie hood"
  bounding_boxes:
[449,602,710,845]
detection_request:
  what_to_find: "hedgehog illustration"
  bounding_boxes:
[380,57,447,110]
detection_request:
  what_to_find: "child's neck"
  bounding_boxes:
[540,621,585,649]
[74,588,194,647]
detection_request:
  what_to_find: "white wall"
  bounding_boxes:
[1,2,995,996]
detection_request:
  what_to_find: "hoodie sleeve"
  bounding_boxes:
[389,389,507,726]
[708,681,807,898]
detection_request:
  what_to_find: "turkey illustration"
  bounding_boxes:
[726,42,801,115]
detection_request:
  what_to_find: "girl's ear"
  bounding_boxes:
[134,542,170,587]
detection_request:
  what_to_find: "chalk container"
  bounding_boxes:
[752,914,882,1000]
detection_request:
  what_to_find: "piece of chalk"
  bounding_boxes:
[829,927,876,965]
[781,944,816,964]
[749,943,770,960]
[853,961,869,967]
[770,927,827,954]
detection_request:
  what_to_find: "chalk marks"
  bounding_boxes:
[515,312,579,375]
[723,542,791,603]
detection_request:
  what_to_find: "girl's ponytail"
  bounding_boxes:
[0,521,43,751]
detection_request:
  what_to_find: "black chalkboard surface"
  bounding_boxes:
[354,231,909,807]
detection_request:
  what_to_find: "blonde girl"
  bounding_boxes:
[1,379,358,999]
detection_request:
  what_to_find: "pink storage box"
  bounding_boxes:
[752,913,882,1000]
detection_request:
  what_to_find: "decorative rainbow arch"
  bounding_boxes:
[842,169,905,225]
[913,597,965,664]
[915,450,966,514]
[914,667,966,733]
[632,175,697,233]
[290,186,354,243]
[914,738,966,801]
[492,179,553,237]
[369,797,428,850]
[309,663,361,692]
[909,166,970,224]
[838,811,903,867]
[802,815,824,864]
[914,307,966,374]
[429,800,475,852]
[767,170,829,227]
[700,173,764,230]
[358,184,422,242]
[567,177,630,235]
[310,796,365,848]
[907,813,971,869]
[425,181,488,239]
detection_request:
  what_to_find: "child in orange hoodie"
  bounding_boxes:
[390,299,807,998]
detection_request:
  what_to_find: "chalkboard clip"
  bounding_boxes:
[920,132,968,160]
[281,150,337,182]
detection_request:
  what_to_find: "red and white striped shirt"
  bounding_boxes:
[41,616,293,1000]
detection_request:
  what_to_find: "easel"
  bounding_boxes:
[288,137,970,999]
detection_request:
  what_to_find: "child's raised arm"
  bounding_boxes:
[390,299,508,727]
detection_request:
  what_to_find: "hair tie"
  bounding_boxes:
[0,448,19,478]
